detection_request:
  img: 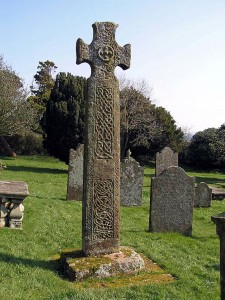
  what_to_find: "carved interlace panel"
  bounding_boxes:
[95,86,114,159]
[77,22,130,254]
[92,179,114,240]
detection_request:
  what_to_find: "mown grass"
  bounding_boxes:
[0,155,224,299]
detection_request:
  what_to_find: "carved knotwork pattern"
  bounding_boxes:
[95,86,114,159]
[92,179,114,240]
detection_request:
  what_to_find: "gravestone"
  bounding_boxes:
[194,182,212,207]
[211,212,225,299]
[67,145,84,201]
[149,166,195,236]
[120,150,144,206]
[76,22,131,256]
[155,146,178,176]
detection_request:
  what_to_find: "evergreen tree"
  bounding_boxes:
[28,60,57,131]
[185,125,225,169]
[41,72,87,163]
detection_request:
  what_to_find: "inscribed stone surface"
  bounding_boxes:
[67,145,84,201]
[120,156,144,206]
[194,182,212,207]
[150,166,195,236]
[155,147,178,176]
[76,22,131,256]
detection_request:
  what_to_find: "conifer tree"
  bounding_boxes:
[41,72,87,163]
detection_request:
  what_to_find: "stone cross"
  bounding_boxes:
[76,22,131,256]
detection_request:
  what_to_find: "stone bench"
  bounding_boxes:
[0,180,29,229]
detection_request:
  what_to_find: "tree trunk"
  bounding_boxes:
[0,136,16,157]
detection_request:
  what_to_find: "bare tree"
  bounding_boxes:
[0,56,35,156]
[119,77,157,159]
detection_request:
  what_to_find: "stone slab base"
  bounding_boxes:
[60,246,146,281]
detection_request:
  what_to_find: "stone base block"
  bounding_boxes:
[60,246,145,281]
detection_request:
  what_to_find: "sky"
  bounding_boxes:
[1,0,225,134]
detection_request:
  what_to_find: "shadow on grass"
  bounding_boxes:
[6,166,68,175]
[144,173,155,178]
[195,176,225,185]
[0,252,59,271]
[205,263,220,271]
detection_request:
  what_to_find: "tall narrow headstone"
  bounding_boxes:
[76,22,131,256]
[120,150,144,206]
[155,146,178,176]
[67,145,84,201]
[150,166,195,236]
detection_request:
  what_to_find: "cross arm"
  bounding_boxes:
[117,44,131,70]
[76,38,90,65]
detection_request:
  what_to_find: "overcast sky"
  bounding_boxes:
[1,0,225,134]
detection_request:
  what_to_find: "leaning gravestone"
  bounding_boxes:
[194,182,212,207]
[120,150,144,206]
[76,22,131,256]
[67,145,84,201]
[155,146,178,176]
[150,166,195,236]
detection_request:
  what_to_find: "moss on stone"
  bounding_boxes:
[68,255,112,272]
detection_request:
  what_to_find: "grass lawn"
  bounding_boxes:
[0,155,224,299]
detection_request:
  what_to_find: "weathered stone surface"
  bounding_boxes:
[194,182,212,207]
[76,22,131,256]
[120,151,144,206]
[67,145,84,201]
[149,166,195,236]
[211,212,225,299]
[211,187,225,200]
[155,147,178,176]
[62,247,145,281]
[0,180,29,229]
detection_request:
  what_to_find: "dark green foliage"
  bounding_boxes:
[4,133,45,155]
[184,124,225,169]
[41,72,87,163]
[120,86,184,161]
[149,106,184,155]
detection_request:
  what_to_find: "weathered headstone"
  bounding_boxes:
[120,150,144,206]
[76,22,130,256]
[67,145,84,201]
[149,166,195,236]
[155,146,178,176]
[194,182,212,207]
